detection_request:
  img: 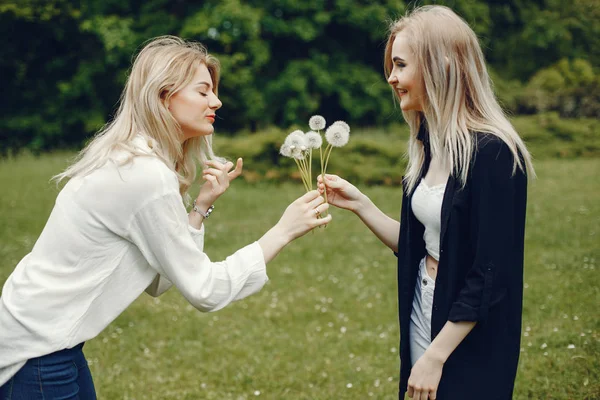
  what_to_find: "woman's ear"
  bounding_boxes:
[160,90,171,110]
[160,85,174,110]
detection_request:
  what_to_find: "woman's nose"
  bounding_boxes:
[211,96,222,110]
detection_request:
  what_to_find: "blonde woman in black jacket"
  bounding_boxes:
[318,6,534,400]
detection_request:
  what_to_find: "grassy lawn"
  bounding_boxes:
[0,152,598,399]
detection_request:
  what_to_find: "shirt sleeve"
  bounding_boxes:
[448,139,526,323]
[144,223,205,297]
[129,192,268,312]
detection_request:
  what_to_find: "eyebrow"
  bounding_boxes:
[195,81,212,88]
[392,56,406,63]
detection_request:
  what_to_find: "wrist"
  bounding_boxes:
[424,343,450,365]
[271,223,293,245]
[353,193,371,216]
[193,199,214,218]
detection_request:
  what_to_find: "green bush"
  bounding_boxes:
[521,59,599,118]
[215,115,599,186]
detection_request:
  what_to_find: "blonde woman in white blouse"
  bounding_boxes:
[0,36,331,399]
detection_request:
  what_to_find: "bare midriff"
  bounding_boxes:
[426,254,438,280]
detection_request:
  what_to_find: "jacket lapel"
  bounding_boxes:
[440,175,456,247]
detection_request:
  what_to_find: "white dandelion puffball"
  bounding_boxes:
[325,124,350,147]
[284,130,307,149]
[309,115,326,131]
[279,143,292,157]
[292,147,306,160]
[331,120,350,133]
[305,131,323,149]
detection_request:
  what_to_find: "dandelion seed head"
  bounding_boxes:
[279,144,292,157]
[285,131,307,149]
[305,131,323,148]
[292,148,306,160]
[309,115,326,130]
[332,120,350,133]
[325,124,350,147]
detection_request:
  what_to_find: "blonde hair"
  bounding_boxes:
[54,35,221,197]
[384,6,535,193]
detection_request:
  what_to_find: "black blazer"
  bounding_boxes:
[396,128,528,399]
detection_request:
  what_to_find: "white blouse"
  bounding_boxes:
[0,136,268,386]
[411,179,447,261]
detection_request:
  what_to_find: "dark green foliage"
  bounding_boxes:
[1,0,598,154]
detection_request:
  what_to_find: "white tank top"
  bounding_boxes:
[411,179,446,261]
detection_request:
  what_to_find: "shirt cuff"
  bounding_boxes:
[188,222,205,236]
[231,241,269,302]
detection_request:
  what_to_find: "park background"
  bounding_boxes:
[0,0,598,399]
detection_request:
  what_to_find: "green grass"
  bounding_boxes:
[0,152,598,400]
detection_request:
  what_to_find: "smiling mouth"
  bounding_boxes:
[396,89,408,95]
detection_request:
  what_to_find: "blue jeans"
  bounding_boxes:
[0,343,96,400]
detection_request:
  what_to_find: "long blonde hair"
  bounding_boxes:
[384,6,535,193]
[54,36,221,197]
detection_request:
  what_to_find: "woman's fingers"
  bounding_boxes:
[314,202,330,216]
[203,168,227,185]
[203,168,225,177]
[308,195,326,209]
[298,190,321,203]
[228,158,243,180]
[202,174,217,185]
[407,386,414,398]
[205,160,230,170]
[313,212,332,227]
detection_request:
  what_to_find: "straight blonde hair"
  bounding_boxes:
[384,6,535,193]
[54,36,221,198]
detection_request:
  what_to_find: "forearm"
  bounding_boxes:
[354,194,400,252]
[257,225,290,264]
[426,320,476,363]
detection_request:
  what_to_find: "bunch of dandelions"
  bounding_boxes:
[310,116,350,208]
[279,130,322,192]
[280,115,350,206]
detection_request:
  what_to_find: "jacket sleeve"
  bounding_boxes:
[448,138,526,323]
[129,191,268,312]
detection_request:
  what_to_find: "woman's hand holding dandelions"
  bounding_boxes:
[276,190,332,241]
[317,173,366,213]
[195,158,244,212]
[258,191,332,263]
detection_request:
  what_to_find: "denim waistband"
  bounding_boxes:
[30,343,85,366]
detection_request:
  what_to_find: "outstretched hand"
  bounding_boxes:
[195,158,243,211]
[276,190,332,241]
[317,174,364,213]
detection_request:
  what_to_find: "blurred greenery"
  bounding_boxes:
[1,0,598,155]
[210,114,600,186]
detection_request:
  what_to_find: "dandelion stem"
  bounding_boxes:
[309,149,313,190]
[323,144,333,177]
[294,158,310,192]
[320,145,327,204]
